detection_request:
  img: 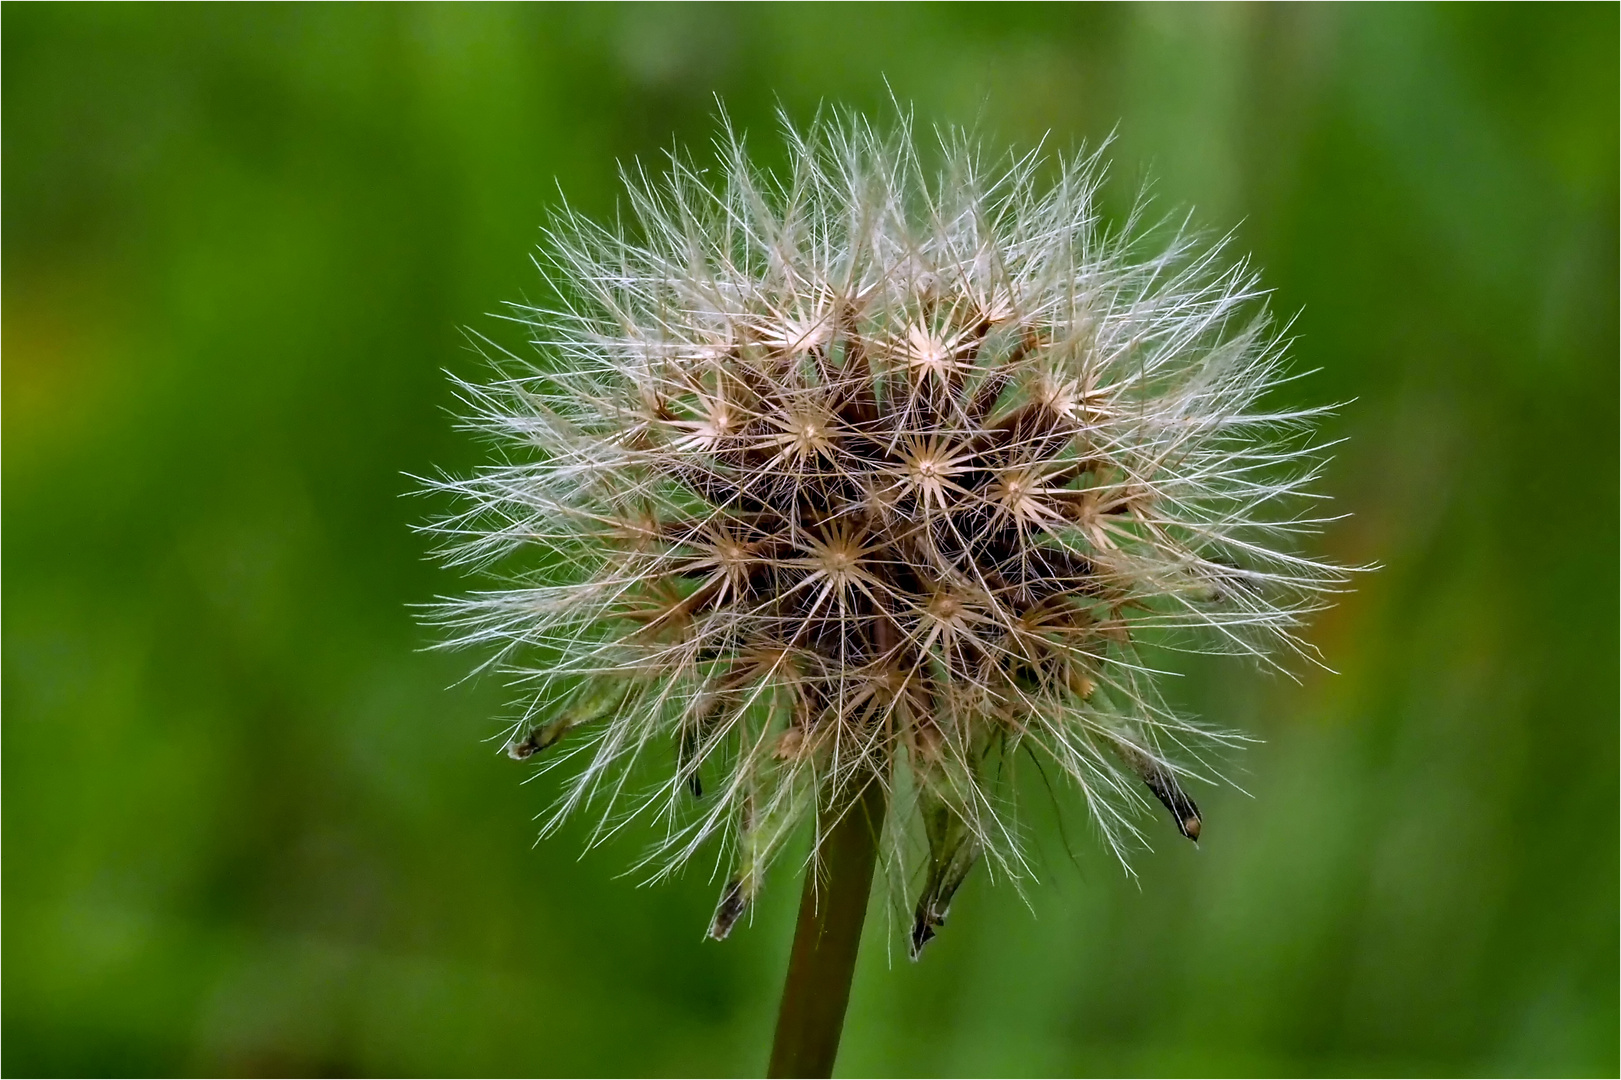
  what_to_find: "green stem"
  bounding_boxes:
[766,775,887,1079]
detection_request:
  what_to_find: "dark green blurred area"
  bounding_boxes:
[4,4,1616,1076]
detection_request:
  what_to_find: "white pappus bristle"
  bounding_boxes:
[424,108,1349,952]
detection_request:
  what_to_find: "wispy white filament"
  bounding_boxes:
[425,109,1348,944]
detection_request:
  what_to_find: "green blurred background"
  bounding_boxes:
[5,4,1616,1076]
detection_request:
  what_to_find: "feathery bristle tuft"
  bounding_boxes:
[426,108,1349,941]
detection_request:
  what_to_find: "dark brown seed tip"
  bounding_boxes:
[504,732,540,760]
[506,716,575,761]
[909,919,937,961]
[909,901,946,961]
[708,879,746,941]
[1142,768,1202,843]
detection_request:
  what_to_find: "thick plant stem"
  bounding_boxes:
[767,776,887,1079]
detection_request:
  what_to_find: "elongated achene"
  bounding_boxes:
[427,110,1347,953]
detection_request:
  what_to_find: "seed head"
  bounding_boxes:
[428,110,1347,951]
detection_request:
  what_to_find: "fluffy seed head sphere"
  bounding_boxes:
[429,110,1346,949]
